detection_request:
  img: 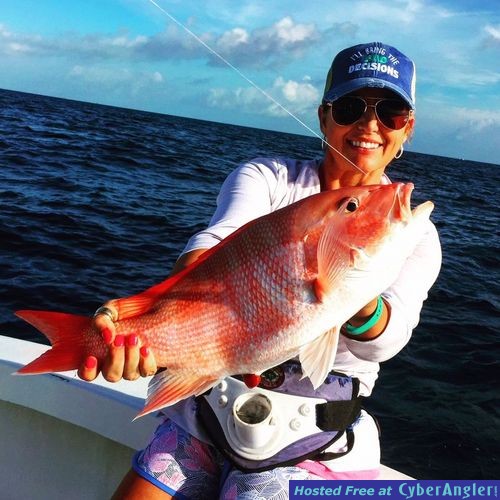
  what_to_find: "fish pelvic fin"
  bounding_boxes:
[135,370,220,419]
[299,326,340,389]
[15,310,92,374]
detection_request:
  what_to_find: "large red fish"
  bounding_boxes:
[16,183,433,417]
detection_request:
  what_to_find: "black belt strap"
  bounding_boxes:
[315,397,363,431]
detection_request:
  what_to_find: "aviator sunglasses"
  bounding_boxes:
[325,95,411,130]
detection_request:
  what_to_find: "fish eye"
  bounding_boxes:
[342,197,359,213]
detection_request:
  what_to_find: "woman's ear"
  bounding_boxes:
[405,114,416,142]
[318,104,328,135]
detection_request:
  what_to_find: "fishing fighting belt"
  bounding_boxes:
[196,361,362,472]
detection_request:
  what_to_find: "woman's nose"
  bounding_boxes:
[357,105,379,130]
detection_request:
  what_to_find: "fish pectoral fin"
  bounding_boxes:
[299,326,340,389]
[314,220,350,302]
[135,370,219,419]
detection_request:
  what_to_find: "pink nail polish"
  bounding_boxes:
[102,327,113,345]
[140,346,149,357]
[114,335,125,347]
[85,356,97,370]
[126,334,138,347]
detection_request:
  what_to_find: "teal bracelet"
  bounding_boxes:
[345,296,384,336]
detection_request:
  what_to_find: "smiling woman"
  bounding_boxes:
[75,41,442,499]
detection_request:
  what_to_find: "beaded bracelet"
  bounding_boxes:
[345,296,384,335]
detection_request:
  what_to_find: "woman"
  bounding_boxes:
[80,42,441,498]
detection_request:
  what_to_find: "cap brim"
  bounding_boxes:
[323,78,415,109]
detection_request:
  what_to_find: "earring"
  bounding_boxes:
[394,144,404,159]
[322,135,327,151]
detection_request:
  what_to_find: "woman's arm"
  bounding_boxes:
[342,221,442,361]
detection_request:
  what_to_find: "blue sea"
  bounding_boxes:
[0,88,498,479]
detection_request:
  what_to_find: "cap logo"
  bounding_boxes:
[348,45,401,79]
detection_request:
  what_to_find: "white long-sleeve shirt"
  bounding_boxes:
[181,157,442,396]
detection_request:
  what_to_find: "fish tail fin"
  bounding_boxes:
[134,371,219,419]
[15,310,92,374]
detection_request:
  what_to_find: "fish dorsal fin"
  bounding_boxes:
[116,218,264,319]
[115,246,221,318]
[115,271,188,318]
[299,326,340,389]
[313,216,349,302]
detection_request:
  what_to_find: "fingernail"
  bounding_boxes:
[84,356,97,370]
[140,346,149,357]
[102,327,113,345]
[114,335,125,347]
[126,334,138,347]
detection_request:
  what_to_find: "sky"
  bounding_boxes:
[0,0,499,164]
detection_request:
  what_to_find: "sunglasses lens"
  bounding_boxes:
[330,97,365,126]
[376,99,410,130]
[329,97,410,130]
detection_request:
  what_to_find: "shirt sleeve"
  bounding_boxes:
[342,220,442,362]
[181,160,280,254]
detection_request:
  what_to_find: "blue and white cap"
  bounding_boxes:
[323,42,416,109]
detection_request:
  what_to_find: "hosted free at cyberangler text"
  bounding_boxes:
[289,480,499,499]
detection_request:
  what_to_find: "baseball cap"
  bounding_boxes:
[322,42,416,109]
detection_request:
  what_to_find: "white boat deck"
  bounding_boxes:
[0,335,412,499]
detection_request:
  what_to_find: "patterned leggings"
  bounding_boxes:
[133,413,380,499]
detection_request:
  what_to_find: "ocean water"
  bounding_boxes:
[0,88,498,479]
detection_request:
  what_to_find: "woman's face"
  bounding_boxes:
[319,88,414,175]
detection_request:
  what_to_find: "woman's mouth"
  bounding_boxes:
[349,140,382,150]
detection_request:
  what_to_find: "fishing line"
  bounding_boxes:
[146,0,367,175]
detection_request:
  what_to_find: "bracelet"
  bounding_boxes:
[345,296,384,336]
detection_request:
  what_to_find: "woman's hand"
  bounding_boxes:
[78,249,207,383]
[77,300,157,383]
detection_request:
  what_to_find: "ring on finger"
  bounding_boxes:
[93,306,118,322]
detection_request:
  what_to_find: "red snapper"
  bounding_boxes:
[16,183,433,417]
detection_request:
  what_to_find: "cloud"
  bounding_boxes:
[207,76,320,118]
[348,0,425,25]
[217,27,249,50]
[207,16,320,68]
[0,16,322,68]
[272,16,316,44]
[0,23,38,54]
[69,64,164,94]
[322,22,359,39]
[414,98,500,162]
[482,24,500,48]
[450,110,499,163]
[451,106,500,136]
